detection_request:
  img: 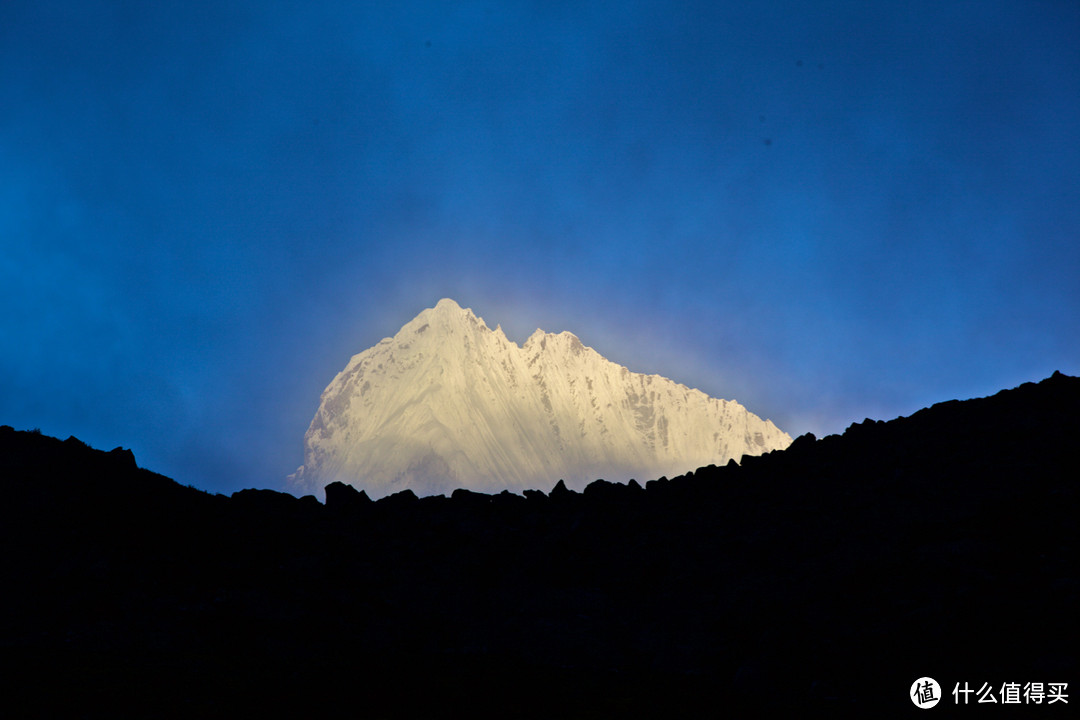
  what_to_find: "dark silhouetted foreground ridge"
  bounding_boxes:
[1,372,1077,718]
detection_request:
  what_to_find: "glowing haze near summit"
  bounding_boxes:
[2,1,1078,495]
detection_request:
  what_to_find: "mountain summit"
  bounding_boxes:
[288,299,791,497]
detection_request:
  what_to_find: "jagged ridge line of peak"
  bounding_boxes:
[401,298,493,336]
[403,300,596,358]
[328,304,759,421]
[427,298,485,324]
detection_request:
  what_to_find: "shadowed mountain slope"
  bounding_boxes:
[1,372,1076,717]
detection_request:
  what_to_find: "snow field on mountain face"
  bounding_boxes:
[289,299,791,497]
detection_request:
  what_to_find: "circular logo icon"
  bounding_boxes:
[911,677,941,709]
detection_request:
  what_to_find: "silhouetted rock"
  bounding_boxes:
[523,487,548,504]
[1,372,1077,718]
[108,446,137,469]
[786,431,817,454]
[582,477,624,501]
[324,479,372,513]
[232,487,301,511]
[549,478,572,501]
[450,486,490,506]
[377,488,419,509]
[491,489,526,509]
[645,475,669,491]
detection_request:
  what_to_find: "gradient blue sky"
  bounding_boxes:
[3,1,1078,495]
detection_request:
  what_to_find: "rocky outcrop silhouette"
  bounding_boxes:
[1,372,1076,717]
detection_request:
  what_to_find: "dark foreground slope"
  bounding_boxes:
[1,373,1076,718]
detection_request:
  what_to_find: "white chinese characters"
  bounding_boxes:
[952,681,1068,705]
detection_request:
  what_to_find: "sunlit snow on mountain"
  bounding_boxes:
[289,299,791,498]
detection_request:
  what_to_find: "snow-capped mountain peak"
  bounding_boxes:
[288,299,791,498]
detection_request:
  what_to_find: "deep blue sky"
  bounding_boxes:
[3,1,1078,495]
